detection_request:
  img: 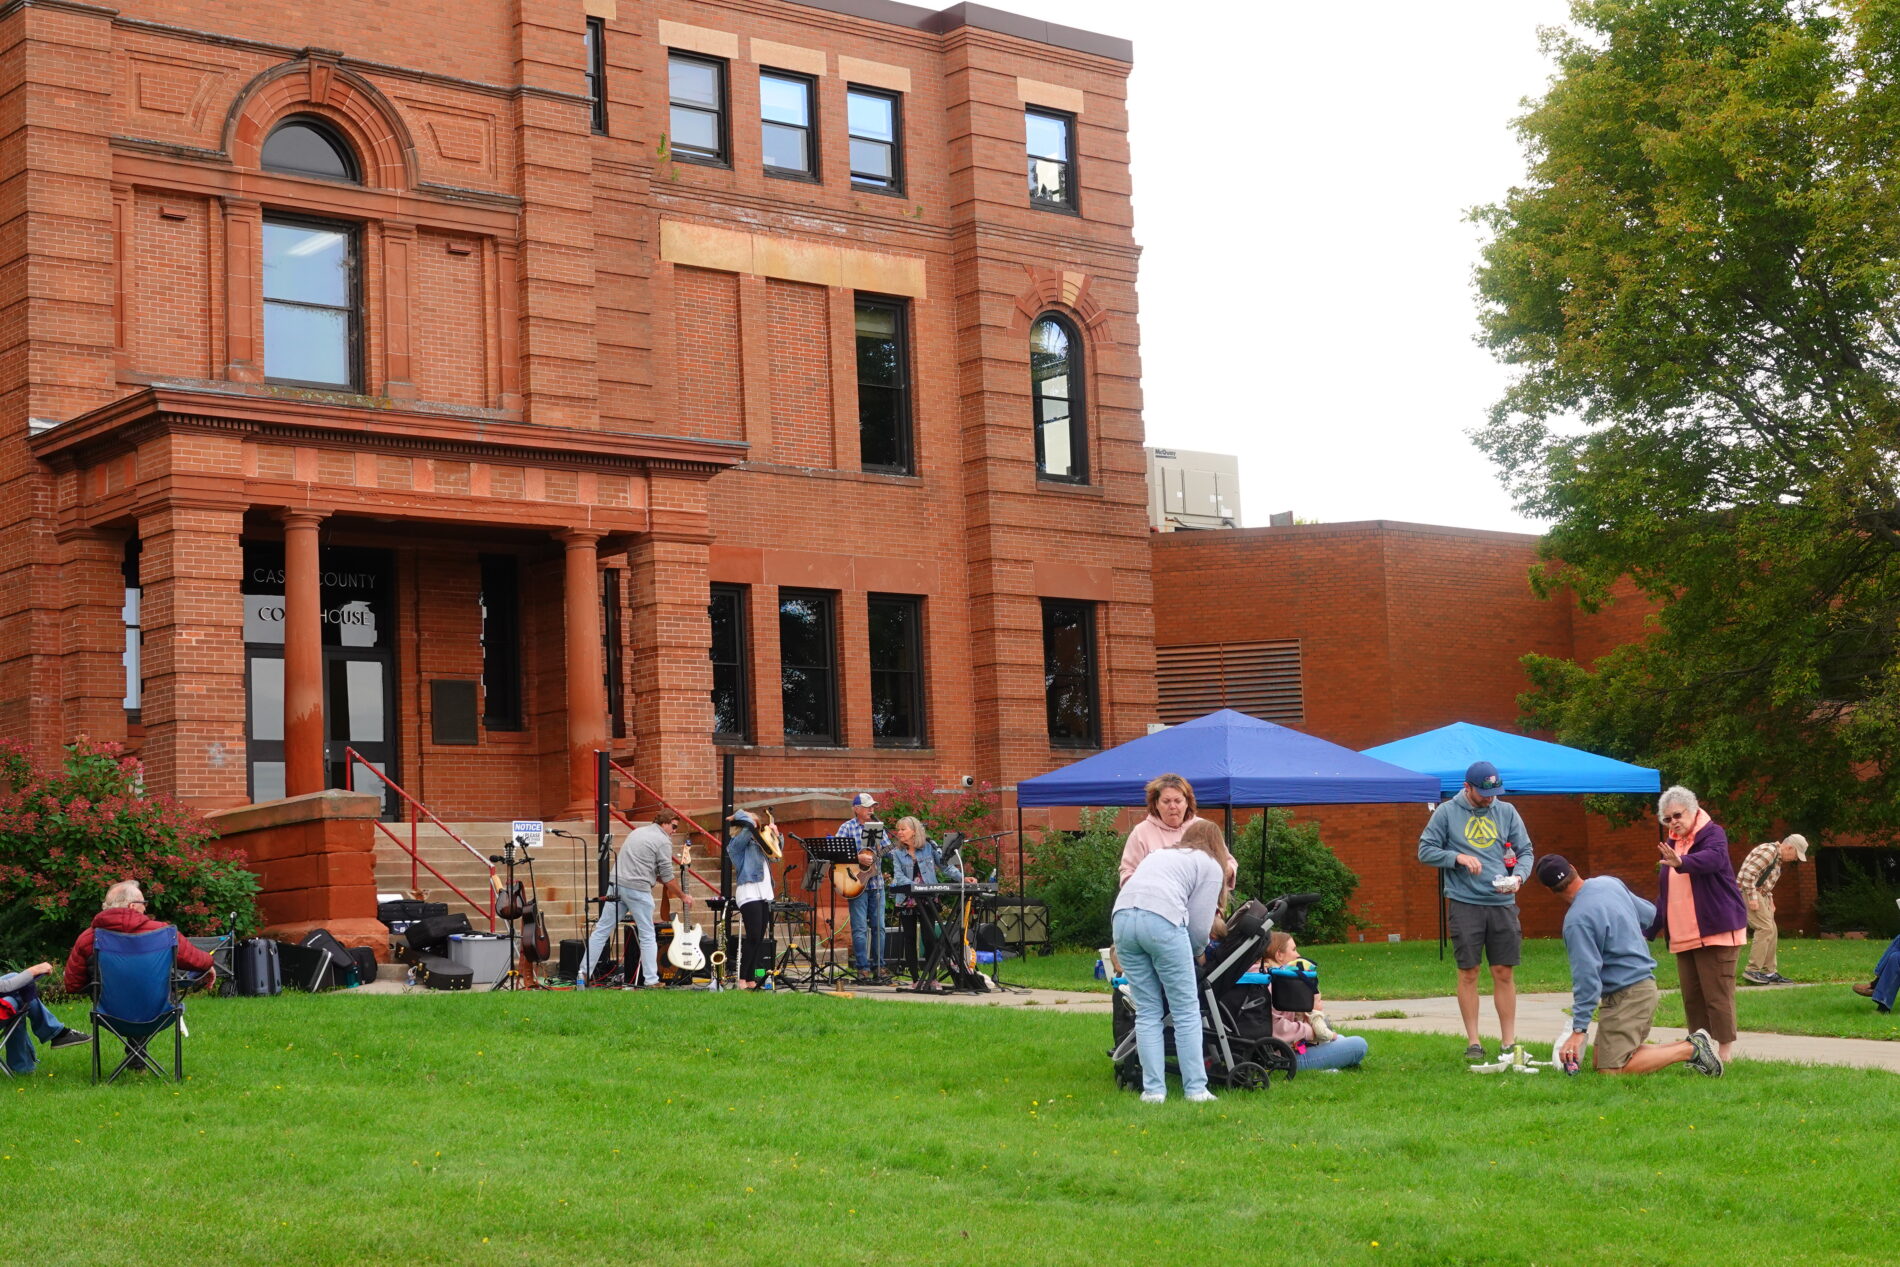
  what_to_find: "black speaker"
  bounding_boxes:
[754,938,777,980]
[972,922,1010,953]
[559,939,585,980]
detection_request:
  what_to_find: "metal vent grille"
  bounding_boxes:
[1155,640,1304,726]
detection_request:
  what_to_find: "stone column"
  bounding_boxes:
[57,526,131,745]
[560,529,607,815]
[280,509,327,795]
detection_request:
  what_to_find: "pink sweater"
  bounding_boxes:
[1118,813,1197,884]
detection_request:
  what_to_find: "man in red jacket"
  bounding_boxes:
[64,881,216,994]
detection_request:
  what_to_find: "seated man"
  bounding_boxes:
[1,962,90,1075]
[64,880,217,996]
[1535,854,1723,1076]
[1851,933,1900,1013]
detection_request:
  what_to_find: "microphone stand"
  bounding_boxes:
[550,828,591,982]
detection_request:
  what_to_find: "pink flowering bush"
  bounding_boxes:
[874,777,1006,878]
[0,739,259,964]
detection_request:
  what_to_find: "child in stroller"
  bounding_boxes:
[1110,892,1323,1093]
[1257,931,1368,1072]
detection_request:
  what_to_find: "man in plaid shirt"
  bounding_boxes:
[1737,833,1809,985]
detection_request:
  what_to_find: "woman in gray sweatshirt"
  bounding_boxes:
[1111,821,1231,1103]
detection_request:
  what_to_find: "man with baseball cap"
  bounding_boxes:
[838,792,886,978]
[1416,760,1534,1060]
[1536,854,1723,1076]
[1736,833,1809,985]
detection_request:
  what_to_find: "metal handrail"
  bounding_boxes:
[344,747,496,930]
[604,756,726,898]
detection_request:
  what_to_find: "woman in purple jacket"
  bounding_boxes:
[1645,785,1749,1062]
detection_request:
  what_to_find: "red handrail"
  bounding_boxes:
[604,756,725,898]
[344,747,496,930]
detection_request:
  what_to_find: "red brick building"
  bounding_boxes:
[4,0,1153,932]
[1150,521,1819,940]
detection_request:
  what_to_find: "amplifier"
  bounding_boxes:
[558,939,586,981]
[980,897,1049,946]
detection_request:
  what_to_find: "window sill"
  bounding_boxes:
[669,153,731,170]
[1030,201,1082,218]
[715,740,938,759]
[740,460,923,487]
[765,167,822,184]
[852,182,906,198]
[1036,478,1101,495]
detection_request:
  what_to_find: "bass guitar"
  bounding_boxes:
[667,912,707,971]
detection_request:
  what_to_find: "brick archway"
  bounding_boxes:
[224,54,418,190]
[1008,266,1114,344]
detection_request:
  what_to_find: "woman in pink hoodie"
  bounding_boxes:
[1117,774,1199,885]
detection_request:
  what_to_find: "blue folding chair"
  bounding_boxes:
[0,996,25,1079]
[91,927,185,1084]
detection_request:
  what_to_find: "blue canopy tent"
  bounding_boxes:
[1015,709,1440,908]
[1360,721,1661,800]
[1360,721,1662,957]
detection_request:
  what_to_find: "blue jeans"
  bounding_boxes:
[3,986,66,1075]
[1113,906,1207,1097]
[1873,934,1900,1011]
[1295,1034,1369,1072]
[849,885,884,971]
[581,887,659,985]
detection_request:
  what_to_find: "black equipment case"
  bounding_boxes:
[413,953,474,991]
[232,937,282,996]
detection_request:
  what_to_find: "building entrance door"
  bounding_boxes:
[242,543,398,813]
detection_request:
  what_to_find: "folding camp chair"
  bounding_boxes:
[0,996,25,1079]
[91,927,185,1084]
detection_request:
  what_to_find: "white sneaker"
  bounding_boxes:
[1139,1091,1166,1104]
[1185,1089,1218,1103]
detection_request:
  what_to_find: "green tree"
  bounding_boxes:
[1229,811,1363,945]
[1474,0,1900,841]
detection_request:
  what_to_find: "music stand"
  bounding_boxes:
[802,835,868,987]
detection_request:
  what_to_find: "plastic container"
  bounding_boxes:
[447,932,511,985]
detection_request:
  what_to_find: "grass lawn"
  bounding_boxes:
[1005,937,1883,1000]
[4,990,1894,1265]
[1654,984,1900,1042]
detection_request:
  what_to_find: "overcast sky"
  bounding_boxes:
[997,0,1578,532]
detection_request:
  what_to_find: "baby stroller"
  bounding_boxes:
[1109,892,1321,1093]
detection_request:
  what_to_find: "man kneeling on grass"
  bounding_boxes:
[1535,855,1724,1077]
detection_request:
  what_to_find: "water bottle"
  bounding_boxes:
[762,976,776,992]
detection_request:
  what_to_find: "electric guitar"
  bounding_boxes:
[667,912,706,971]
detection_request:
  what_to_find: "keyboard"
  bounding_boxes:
[906,882,1000,896]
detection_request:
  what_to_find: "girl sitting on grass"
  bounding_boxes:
[1263,931,1369,1072]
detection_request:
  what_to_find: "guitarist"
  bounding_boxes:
[579,807,690,987]
[839,792,887,979]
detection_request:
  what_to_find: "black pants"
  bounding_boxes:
[739,899,771,984]
[898,903,933,977]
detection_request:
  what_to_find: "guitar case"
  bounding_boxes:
[348,946,379,985]
[404,913,473,955]
[413,953,473,992]
[299,928,365,987]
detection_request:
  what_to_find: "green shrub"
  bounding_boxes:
[875,777,1004,878]
[0,739,259,968]
[1022,808,1125,949]
[1229,810,1363,945]
[1815,859,1900,939]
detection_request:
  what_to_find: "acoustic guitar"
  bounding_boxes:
[833,839,889,899]
[521,898,551,963]
[667,912,707,971]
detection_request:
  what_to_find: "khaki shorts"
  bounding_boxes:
[1591,977,1659,1070]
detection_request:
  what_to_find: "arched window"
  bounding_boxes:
[1031,314,1086,483]
[261,117,361,183]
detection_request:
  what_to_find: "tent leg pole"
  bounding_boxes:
[1439,884,1447,962]
[1016,805,1026,960]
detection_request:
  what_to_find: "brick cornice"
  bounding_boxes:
[30,386,747,477]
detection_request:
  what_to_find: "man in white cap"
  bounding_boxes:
[838,792,886,977]
[1736,833,1809,985]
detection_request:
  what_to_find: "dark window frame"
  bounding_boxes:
[709,584,751,744]
[1042,598,1100,749]
[855,293,915,475]
[479,554,524,732]
[868,593,926,748]
[602,568,625,740]
[667,50,730,167]
[260,115,362,184]
[846,84,904,195]
[1031,312,1089,485]
[759,67,820,182]
[779,588,839,748]
[1025,106,1079,214]
[261,213,363,393]
[585,17,609,135]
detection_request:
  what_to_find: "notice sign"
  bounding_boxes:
[513,820,544,849]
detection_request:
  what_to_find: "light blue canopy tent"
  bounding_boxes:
[1360,721,1662,957]
[1360,721,1661,799]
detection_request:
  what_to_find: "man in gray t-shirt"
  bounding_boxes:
[580,808,689,986]
[1416,760,1534,1061]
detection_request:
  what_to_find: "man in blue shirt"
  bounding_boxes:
[1535,854,1723,1076]
[838,792,886,978]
